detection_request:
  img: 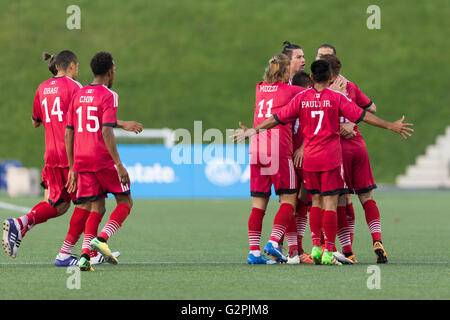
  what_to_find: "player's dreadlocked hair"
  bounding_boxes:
[310,60,331,83]
[318,54,342,77]
[54,50,78,71]
[90,51,114,76]
[43,52,58,76]
[264,53,290,84]
[282,41,302,59]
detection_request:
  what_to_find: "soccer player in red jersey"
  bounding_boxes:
[319,53,388,263]
[1,50,142,266]
[232,59,413,265]
[282,41,306,84]
[290,71,314,264]
[65,51,133,271]
[245,53,304,264]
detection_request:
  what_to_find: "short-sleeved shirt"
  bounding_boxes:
[67,84,119,173]
[274,87,366,172]
[32,76,83,167]
[340,81,372,148]
[249,82,304,158]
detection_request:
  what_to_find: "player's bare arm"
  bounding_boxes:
[64,127,77,193]
[230,117,279,142]
[32,119,41,128]
[116,120,143,134]
[363,113,414,139]
[102,126,130,185]
[366,102,376,114]
[293,142,304,168]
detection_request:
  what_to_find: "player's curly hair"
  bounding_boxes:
[43,52,58,76]
[310,60,331,83]
[264,53,290,84]
[90,51,114,76]
[282,41,302,59]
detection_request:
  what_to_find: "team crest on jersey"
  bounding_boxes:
[50,81,56,85]
[315,94,320,98]
[86,89,93,93]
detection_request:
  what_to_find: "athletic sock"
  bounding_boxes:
[295,200,308,254]
[363,200,382,242]
[309,207,323,246]
[59,207,90,255]
[346,203,355,244]
[285,214,298,257]
[337,206,352,253]
[323,210,338,252]
[81,211,103,255]
[248,207,265,251]
[269,203,294,243]
[17,201,57,230]
[98,203,131,242]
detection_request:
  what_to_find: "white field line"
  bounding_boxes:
[0,201,31,214]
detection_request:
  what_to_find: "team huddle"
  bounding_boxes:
[232,42,414,265]
[2,50,142,271]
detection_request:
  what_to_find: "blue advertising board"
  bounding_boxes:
[118,144,254,198]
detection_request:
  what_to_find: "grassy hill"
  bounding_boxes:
[0,0,449,183]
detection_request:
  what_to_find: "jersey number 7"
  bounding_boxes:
[311,110,324,135]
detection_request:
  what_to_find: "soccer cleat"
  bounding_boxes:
[287,255,300,264]
[333,251,354,265]
[90,238,118,265]
[321,250,342,266]
[263,242,287,263]
[310,246,323,265]
[278,244,288,257]
[247,253,277,264]
[344,251,358,264]
[54,254,79,267]
[299,252,314,264]
[79,256,94,271]
[2,219,22,258]
[91,250,121,265]
[373,241,388,263]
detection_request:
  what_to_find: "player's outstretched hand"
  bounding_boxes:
[340,122,356,139]
[391,115,414,139]
[66,170,77,194]
[122,121,143,134]
[229,122,256,142]
[116,163,130,185]
[329,75,347,94]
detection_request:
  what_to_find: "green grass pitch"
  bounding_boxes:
[0,191,449,300]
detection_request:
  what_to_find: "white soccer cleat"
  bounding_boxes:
[333,251,354,265]
[287,255,300,264]
[90,251,121,265]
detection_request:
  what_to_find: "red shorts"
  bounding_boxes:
[342,143,377,194]
[250,155,297,197]
[304,165,347,196]
[41,166,77,206]
[75,166,131,204]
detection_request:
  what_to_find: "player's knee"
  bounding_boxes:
[56,201,70,216]
[358,191,373,204]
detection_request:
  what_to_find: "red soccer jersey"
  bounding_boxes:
[274,87,365,172]
[32,76,83,167]
[340,81,372,147]
[249,82,304,158]
[67,84,119,173]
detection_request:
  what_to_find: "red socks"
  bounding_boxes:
[82,211,103,255]
[285,214,298,256]
[248,207,265,251]
[269,203,294,243]
[363,200,382,242]
[337,206,352,253]
[309,207,323,246]
[59,207,90,255]
[295,200,308,253]
[98,203,131,242]
[18,201,58,231]
[323,210,338,252]
[346,203,355,244]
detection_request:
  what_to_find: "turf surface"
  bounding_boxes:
[0,191,449,300]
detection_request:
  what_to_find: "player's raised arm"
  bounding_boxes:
[362,113,414,139]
